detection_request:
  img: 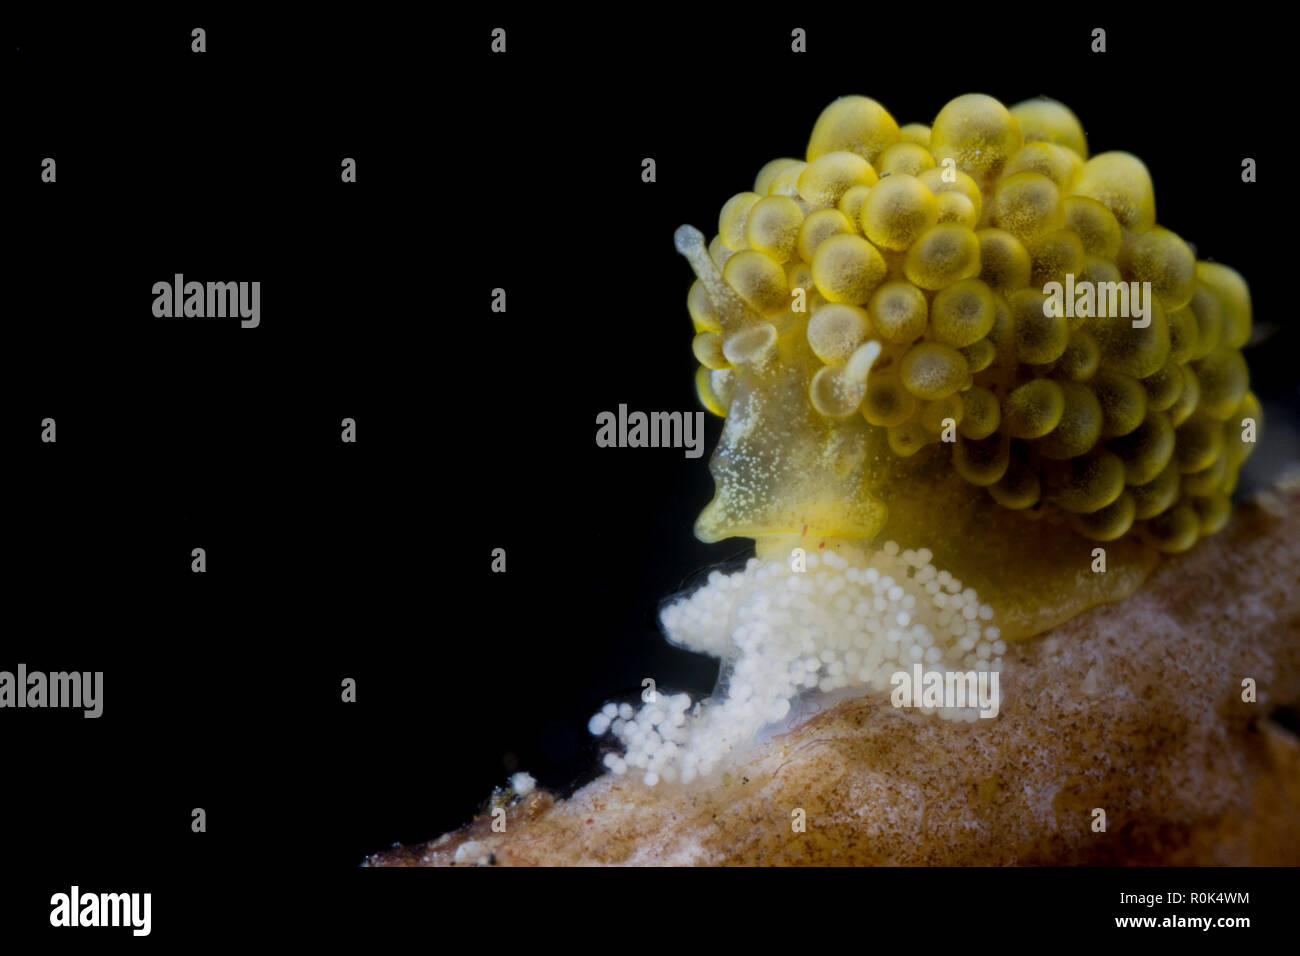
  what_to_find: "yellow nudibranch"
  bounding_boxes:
[678,94,1260,641]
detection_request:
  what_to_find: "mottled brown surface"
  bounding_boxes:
[369,491,1300,866]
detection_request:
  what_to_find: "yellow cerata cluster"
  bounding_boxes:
[676,94,1260,641]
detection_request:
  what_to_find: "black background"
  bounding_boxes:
[5,8,1296,943]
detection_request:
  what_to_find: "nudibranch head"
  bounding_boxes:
[678,94,1261,641]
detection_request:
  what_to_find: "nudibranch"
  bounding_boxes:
[590,94,1260,786]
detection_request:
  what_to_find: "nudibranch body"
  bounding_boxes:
[590,94,1261,786]
[679,93,1259,642]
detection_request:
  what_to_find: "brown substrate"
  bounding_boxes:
[368,490,1300,866]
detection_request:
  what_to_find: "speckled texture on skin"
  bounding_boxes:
[367,491,1300,867]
